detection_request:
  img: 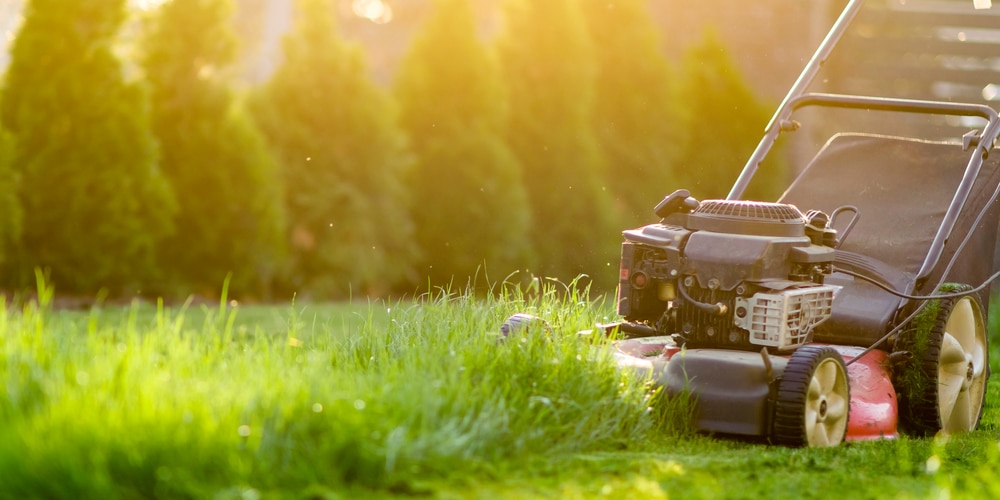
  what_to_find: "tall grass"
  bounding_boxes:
[0,280,673,497]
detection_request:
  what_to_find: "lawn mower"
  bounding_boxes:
[503,0,1000,447]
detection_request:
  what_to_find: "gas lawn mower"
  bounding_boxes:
[503,0,1000,447]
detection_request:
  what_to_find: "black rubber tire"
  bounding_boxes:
[772,345,850,447]
[895,287,988,435]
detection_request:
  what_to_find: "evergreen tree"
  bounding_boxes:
[497,0,617,283]
[394,0,531,288]
[580,0,687,226]
[675,30,781,201]
[0,0,175,294]
[142,0,286,297]
[0,127,20,270]
[250,0,417,297]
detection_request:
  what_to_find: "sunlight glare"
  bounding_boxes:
[938,27,1000,44]
[352,0,393,24]
[132,0,168,11]
[983,83,1000,101]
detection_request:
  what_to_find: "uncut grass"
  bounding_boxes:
[0,283,670,497]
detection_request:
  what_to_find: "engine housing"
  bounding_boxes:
[617,199,836,352]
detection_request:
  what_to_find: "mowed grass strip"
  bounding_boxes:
[2,283,1000,498]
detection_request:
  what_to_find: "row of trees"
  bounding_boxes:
[0,0,778,300]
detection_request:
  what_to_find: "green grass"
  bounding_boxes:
[3,282,1000,498]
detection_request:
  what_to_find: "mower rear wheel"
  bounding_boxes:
[772,345,850,447]
[898,292,988,435]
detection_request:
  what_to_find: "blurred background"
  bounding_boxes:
[0,0,998,301]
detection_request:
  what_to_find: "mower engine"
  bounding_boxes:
[617,190,838,352]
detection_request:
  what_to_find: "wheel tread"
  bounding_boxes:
[895,285,988,435]
[772,345,849,447]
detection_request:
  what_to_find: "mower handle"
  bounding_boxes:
[753,92,1000,284]
[727,0,1000,202]
[788,93,1000,125]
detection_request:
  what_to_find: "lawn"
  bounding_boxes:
[2,281,1000,499]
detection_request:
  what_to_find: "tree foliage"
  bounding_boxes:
[394,0,531,288]
[0,1,783,298]
[0,0,175,293]
[250,0,417,297]
[674,30,781,201]
[580,0,687,226]
[497,0,617,283]
[0,127,20,268]
[142,0,286,297]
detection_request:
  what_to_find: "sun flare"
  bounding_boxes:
[132,0,169,11]
[352,0,393,24]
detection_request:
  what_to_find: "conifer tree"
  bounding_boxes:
[142,0,286,297]
[0,128,19,270]
[394,0,531,288]
[250,0,416,296]
[497,0,617,283]
[580,0,687,226]
[675,30,781,201]
[0,0,175,293]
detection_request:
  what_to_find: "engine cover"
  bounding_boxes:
[683,200,824,291]
[688,199,807,237]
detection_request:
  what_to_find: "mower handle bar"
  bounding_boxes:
[722,0,1000,287]
[728,92,1000,204]
[727,0,1000,202]
[789,93,1000,124]
[745,92,1000,285]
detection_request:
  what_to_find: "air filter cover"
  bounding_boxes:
[688,200,806,237]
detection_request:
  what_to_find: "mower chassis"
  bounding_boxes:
[613,335,897,443]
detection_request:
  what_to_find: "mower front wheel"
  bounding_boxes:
[772,345,850,447]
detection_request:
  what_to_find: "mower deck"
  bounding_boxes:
[612,336,898,442]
